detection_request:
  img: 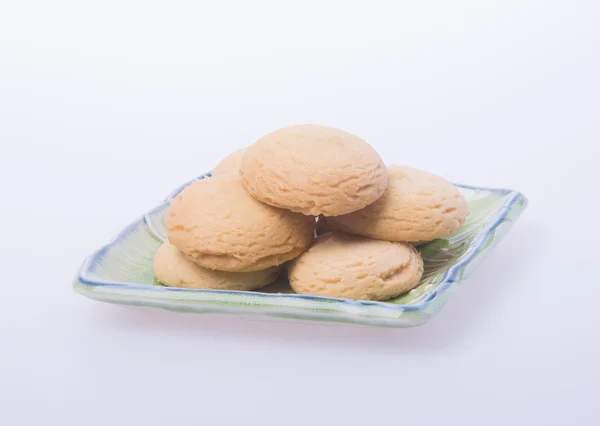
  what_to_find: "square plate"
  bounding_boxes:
[73,173,527,327]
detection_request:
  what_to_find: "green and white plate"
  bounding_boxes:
[73,173,527,327]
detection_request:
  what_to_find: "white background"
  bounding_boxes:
[1,1,599,424]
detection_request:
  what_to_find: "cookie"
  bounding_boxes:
[239,124,388,216]
[212,147,247,177]
[288,232,424,301]
[325,166,469,242]
[166,176,315,272]
[153,241,279,290]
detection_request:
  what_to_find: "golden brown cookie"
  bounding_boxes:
[325,166,469,242]
[166,176,315,272]
[212,147,247,177]
[240,124,388,216]
[153,241,280,290]
[288,232,424,301]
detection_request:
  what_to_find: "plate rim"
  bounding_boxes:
[73,173,528,325]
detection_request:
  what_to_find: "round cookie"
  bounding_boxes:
[240,124,388,216]
[153,241,279,290]
[289,232,424,301]
[166,176,315,272]
[325,165,470,242]
[212,147,247,177]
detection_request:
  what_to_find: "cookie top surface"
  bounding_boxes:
[166,176,315,272]
[288,232,424,301]
[240,124,388,216]
[212,147,247,177]
[326,165,470,242]
[153,241,279,290]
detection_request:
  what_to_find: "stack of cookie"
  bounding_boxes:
[153,125,469,301]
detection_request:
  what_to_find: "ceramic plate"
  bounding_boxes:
[73,173,527,327]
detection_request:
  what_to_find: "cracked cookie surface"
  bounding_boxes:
[240,124,388,216]
[325,165,470,242]
[153,241,279,290]
[166,176,315,272]
[288,232,424,301]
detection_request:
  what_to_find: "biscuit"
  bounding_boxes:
[166,176,315,272]
[325,166,469,242]
[153,241,279,290]
[240,124,388,216]
[288,232,424,301]
[212,147,247,177]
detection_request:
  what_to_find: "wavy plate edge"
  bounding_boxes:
[73,174,528,328]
